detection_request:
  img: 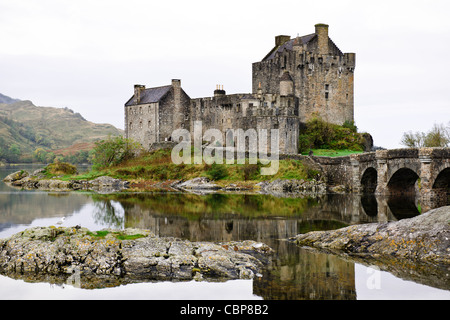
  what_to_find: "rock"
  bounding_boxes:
[292,205,450,265]
[89,176,128,189]
[258,179,326,194]
[36,179,73,190]
[328,185,347,193]
[174,177,221,190]
[3,170,29,182]
[0,227,272,285]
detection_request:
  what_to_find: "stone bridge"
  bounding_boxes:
[309,148,450,205]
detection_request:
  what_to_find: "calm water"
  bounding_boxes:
[0,165,449,300]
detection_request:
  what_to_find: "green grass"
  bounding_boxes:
[302,149,364,157]
[87,230,147,240]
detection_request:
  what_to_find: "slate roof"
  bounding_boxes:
[262,33,315,61]
[261,33,343,62]
[125,85,172,106]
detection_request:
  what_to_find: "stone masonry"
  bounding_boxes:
[125,24,355,155]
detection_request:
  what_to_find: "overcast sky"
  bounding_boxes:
[0,0,449,149]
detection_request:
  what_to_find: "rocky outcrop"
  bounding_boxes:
[173,177,221,191]
[291,206,450,290]
[257,178,327,194]
[292,206,450,265]
[3,170,29,183]
[0,226,272,286]
[3,170,129,192]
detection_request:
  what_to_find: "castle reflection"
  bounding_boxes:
[91,191,428,299]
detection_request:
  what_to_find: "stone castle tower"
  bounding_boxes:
[125,24,355,155]
[252,23,355,125]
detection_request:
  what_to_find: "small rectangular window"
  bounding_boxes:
[325,92,329,99]
[325,84,329,90]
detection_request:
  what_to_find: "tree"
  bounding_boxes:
[400,122,450,148]
[90,136,141,170]
[424,123,450,147]
[7,144,21,163]
[400,131,426,148]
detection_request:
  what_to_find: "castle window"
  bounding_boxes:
[148,120,151,128]
[129,122,133,130]
[139,121,143,129]
[325,92,329,99]
[325,84,329,90]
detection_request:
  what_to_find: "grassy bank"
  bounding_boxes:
[70,148,323,183]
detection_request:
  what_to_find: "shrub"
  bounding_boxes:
[206,163,228,180]
[45,162,78,176]
[299,115,366,152]
[240,164,260,181]
[90,136,142,170]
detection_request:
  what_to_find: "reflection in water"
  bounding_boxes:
[0,165,448,299]
[88,192,434,299]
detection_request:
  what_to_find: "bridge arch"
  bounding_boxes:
[432,167,450,195]
[387,168,420,195]
[361,167,377,193]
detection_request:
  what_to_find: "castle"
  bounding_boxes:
[125,23,355,155]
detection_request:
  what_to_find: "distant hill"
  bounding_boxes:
[0,93,20,104]
[0,98,123,163]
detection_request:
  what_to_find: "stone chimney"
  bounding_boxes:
[172,79,181,110]
[315,23,329,55]
[134,84,145,104]
[275,35,291,47]
[172,79,183,130]
[214,85,226,97]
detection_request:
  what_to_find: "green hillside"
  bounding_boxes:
[0,98,123,163]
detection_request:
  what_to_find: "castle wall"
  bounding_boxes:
[188,92,298,154]
[125,102,159,149]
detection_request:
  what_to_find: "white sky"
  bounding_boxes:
[0,0,449,149]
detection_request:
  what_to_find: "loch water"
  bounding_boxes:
[0,165,449,300]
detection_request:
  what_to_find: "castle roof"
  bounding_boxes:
[261,32,343,61]
[262,33,315,61]
[125,85,172,106]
